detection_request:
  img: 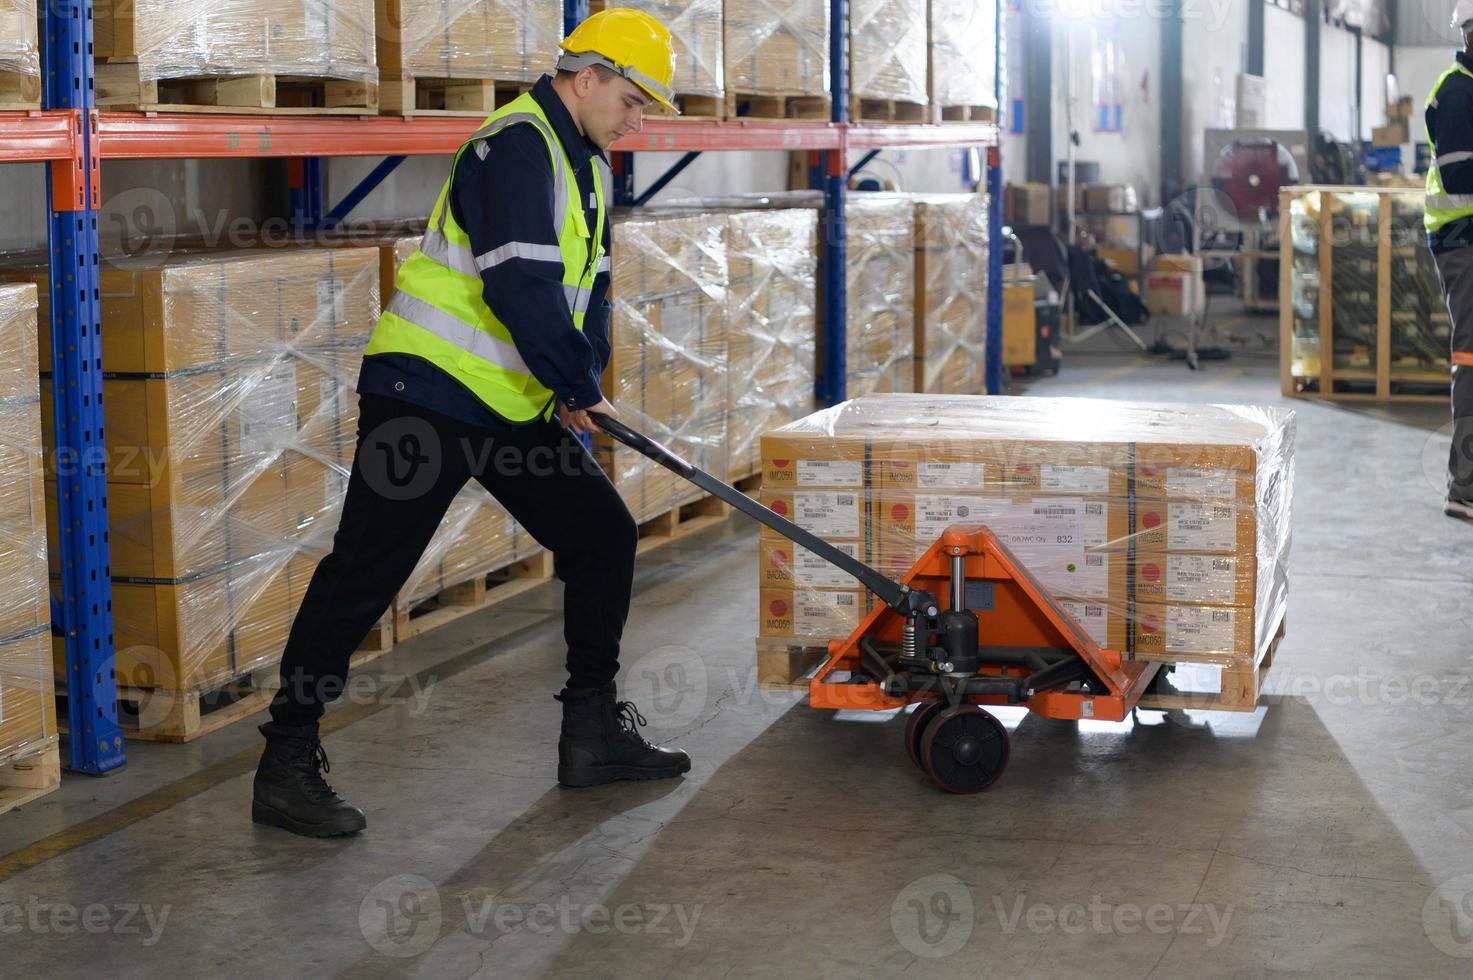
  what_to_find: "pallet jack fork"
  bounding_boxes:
[595,415,1160,794]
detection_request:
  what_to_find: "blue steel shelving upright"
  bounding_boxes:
[43,0,126,773]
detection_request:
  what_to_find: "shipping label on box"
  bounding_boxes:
[880,458,995,491]
[1130,499,1251,554]
[1132,603,1254,662]
[1134,552,1256,605]
[761,490,864,538]
[759,537,863,588]
[759,587,866,638]
[762,434,867,487]
[1060,599,1126,651]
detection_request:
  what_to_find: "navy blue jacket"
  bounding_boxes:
[357,75,612,425]
[1428,51,1473,254]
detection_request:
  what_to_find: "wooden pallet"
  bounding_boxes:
[1137,613,1286,713]
[0,70,42,111]
[754,636,829,690]
[379,72,532,117]
[393,549,556,642]
[934,103,996,123]
[633,473,760,557]
[649,92,724,121]
[726,90,831,121]
[95,59,378,114]
[0,744,61,816]
[850,97,928,123]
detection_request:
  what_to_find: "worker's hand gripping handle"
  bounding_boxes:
[591,414,696,479]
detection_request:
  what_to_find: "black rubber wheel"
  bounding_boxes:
[919,705,1010,794]
[904,698,949,770]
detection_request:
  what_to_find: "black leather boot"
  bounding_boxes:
[252,722,367,837]
[555,683,691,787]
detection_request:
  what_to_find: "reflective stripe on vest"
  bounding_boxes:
[1426,63,1473,234]
[1453,351,1473,367]
[385,290,533,376]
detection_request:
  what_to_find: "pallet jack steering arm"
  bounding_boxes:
[593,414,930,617]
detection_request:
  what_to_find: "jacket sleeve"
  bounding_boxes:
[583,215,613,375]
[1434,85,1473,194]
[449,126,604,410]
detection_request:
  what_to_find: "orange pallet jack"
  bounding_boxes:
[597,416,1161,794]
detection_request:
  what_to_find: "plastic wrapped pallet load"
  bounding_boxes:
[0,283,58,806]
[3,247,379,696]
[723,0,829,116]
[757,394,1293,681]
[928,0,998,120]
[376,0,562,114]
[849,0,928,119]
[93,0,379,111]
[838,194,916,397]
[0,0,41,109]
[598,210,729,524]
[912,192,989,394]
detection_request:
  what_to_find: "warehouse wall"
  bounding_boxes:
[1182,0,1249,183]
[1396,45,1457,107]
[1263,5,1307,129]
[1362,37,1391,138]
[1320,23,1360,141]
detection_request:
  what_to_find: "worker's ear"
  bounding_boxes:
[574,66,600,98]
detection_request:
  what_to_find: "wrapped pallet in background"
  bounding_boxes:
[835,194,915,397]
[724,208,819,481]
[0,0,41,109]
[376,0,562,115]
[0,283,58,792]
[928,0,998,120]
[849,0,928,118]
[6,247,381,694]
[724,0,829,116]
[912,193,988,394]
[599,210,728,524]
[757,395,1294,675]
[593,0,723,116]
[93,0,379,111]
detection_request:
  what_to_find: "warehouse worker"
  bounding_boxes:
[251,9,691,838]
[1427,1,1473,521]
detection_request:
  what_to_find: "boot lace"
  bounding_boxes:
[291,735,340,805]
[615,700,656,749]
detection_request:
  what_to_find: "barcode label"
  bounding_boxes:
[1166,605,1237,655]
[1166,554,1239,603]
[1167,467,1240,499]
[917,461,988,488]
[1167,501,1237,552]
[1040,464,1110,493]
[792,492,860,537]
[798,459,862,487]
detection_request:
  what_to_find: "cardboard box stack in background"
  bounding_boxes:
[0,0,41,108]
[724,208,819,481]
[375,0,561,112]
[756,394,1294,668]
[834,194,915,397]
[724,0,828,104]
[94,0,379,102]
[595,0,723,113]
[1004,183,1051,227]
[598,210,729,524]
[912,192,989,394]
[0,283,57,774]
[850,0,929,111]
[5,248,379,693]
[928,0,997,117]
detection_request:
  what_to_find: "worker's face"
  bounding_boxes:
[575,69,653,150]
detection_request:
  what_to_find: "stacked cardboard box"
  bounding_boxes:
[836,194,915,397]
[724,0,828,101]
[0,283,56,769]
[595,0,723,109]
[724,208,818,481]
[1004,183,1052,227]
[912,193,988,394]
[5,247,380,692]
[928,0,997,115]
[850,0,928,108]
[757,394,1294,667]
[376,0,561,90]
[597,211,728,524]
[0,0,41,108]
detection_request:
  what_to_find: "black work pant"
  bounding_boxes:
[1434,246,1473,501]
[270,393,638,726]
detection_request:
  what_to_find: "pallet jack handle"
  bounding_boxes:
[593,413,919,613]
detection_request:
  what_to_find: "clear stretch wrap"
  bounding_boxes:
[913,193,989,394]
[849,0,928,103]
[0,0,40,80]
[595,1,723,100]
[378,0,561,82]
[599,210,728,524]
[929,0,999,110]
[757,395,1294,670]
[840,194,916,397]
[725,208,819,481]
[95,0,378,83]
[724,0,829,98]
[334,228,543,612]
[3,248,379,693]
[1287,188,1450,383]
[0,284,56,767]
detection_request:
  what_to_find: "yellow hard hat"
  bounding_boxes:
[558,8,679,113]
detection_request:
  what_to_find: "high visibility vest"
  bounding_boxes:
[366,92,610,423]
[1425,63,1473,235]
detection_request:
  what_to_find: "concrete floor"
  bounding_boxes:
[4,317,1473,978]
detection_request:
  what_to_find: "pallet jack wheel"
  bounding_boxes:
[918,705,1010,794]
[904,697,949,770]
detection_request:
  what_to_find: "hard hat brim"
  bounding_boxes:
[557,49,679,114]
